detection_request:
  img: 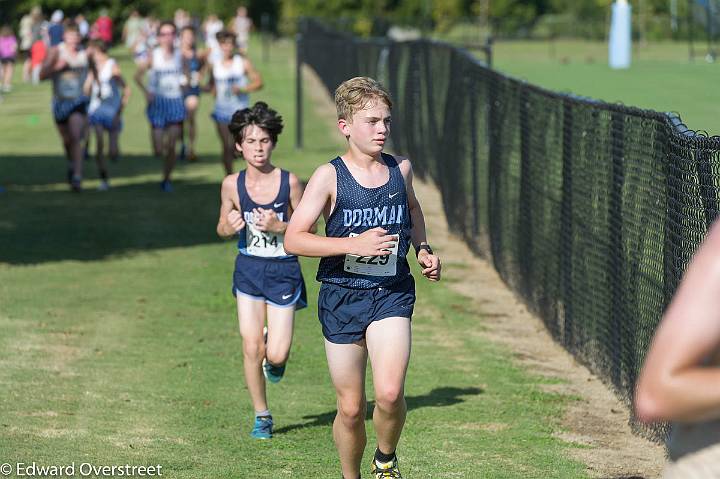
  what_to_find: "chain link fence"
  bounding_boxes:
[298,18,720,440]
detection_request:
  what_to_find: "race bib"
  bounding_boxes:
[343,233,398,276]
[158,73,181,97]
[246,222,286,258]
[57,72,82,99]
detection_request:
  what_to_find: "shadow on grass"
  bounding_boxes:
[0,153,215,186]
[274,386,483,435]
[0,154,226,264]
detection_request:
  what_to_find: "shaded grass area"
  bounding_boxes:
[0,38,590,477]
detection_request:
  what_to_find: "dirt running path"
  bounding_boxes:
[414,180,666,479]
[303,65,667,479]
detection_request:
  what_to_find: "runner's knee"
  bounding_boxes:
[265,348,289,366]
[374,385,404,412]
[242,337,265,362]
[337,398,366,427]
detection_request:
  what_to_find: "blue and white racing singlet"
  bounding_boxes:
[317,153,412,289]
[149,47,183,99]
[212,55,248,124]
[52,43,88,101]
[236,169,296,261]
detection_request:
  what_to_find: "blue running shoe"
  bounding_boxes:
[251,415,273,439]
[263,358,286,383]
[160,180,173,193]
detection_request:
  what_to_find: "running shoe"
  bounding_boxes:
[263,358,286,383]
[250,415,273,439]
[261,326,286,383]
[70,176,82,193]
[371,457,402,478]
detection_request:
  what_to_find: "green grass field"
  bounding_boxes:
[492,40,720,134]
[0,39,592,478]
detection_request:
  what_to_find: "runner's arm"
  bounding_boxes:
[112,62,131,105]
[635,220,720,423]
[133,58,150,99]
[38,46,58,80]
[399,157,441,281]
[285,165,395,257]
[288,173,316,234]
[82,71,94,96]
[241,57,262,93]
[217,175,244,239]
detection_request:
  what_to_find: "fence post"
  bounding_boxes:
[470,72,479,237]
[295,32,303,150]
[518,87,533,298]
[609,111,626,388]
[560,100,574,345]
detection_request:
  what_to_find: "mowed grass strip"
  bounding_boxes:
[0,37,588,478]
[492,40,720,133]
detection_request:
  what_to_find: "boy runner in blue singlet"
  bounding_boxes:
[216,102,307,440]
[208,30,262,175]
[39,22,89,192]
[285,77,441,479]
[134,21,185,192]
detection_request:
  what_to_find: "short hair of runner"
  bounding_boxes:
[87,38,108,53]
[64,21,80,33]
[334,76,392,122]
[229,102,284,147]
[215,29,237,44]
[157,21,176,35]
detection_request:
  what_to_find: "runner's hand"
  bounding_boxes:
[418,250,441,281]
[227,209,245,233]
[253,208,283,233]
[54,57,67,71]
[350,228,395,257]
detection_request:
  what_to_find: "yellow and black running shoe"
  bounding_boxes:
[371,457,402,478]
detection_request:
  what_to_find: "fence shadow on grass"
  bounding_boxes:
[273,386,483,435]
[0,154,226,264]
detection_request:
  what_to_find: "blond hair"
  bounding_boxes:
[334,77,392,122]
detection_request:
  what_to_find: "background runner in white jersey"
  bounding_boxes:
[208,30,262,176]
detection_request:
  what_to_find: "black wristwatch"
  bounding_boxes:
[415,244,433,257]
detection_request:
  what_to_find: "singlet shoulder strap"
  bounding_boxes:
[278,169,290,203]
[236,170,247,204]
[382,152,399,169]
[382,153,404,184]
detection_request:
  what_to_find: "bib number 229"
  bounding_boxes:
[343,233,398,276]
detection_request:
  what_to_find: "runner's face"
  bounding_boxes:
[181,30,194,47]
[343,100,391,156]
[158,27,175,48]
[238,125,275,168]
[220,39,234,58]
[64,30,80,48]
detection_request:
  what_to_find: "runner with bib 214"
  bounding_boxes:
[216,101,309,440]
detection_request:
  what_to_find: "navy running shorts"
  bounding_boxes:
[146,96,186,129]
[53,97,88,124]
[232,253,307,309]
[318,275,415,344]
